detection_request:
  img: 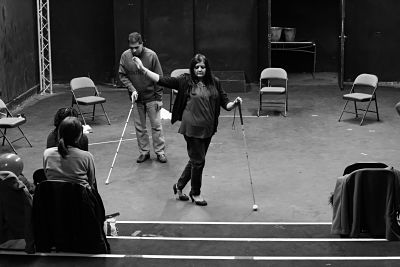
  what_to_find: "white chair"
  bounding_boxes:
[0,99,32,153]
[70,77,111,125]
[258,68,288,117]
[338,73,379,126]
[169,69,190,112]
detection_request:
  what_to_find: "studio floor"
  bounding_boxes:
[6,72,400,223]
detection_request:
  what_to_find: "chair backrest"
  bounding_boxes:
[260,68,287,80]
[0,99,6,109]
[343,162,388,176]
[171,68,190,78]
[353,74,378,88]
[70,77,96,91]
[33,180,109,253]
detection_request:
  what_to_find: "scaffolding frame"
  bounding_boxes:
[36,0,53,94]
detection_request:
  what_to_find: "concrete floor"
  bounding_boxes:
[5,72,400,222]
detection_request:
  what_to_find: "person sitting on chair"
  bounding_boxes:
[43,117,97,189]
[47,107,89,151]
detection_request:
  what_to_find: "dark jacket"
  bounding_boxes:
[158,74,230,134]
[331,167,400,240]
[0,171,34,252]
[33,180,110,253]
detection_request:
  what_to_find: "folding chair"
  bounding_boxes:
[258,68,288,117]
[169,69,190,112]
[0,99,32,154]
[338,73,379,126]
[70,77,111,125]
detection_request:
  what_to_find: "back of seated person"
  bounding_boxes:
[0,168,34,253]
[43,117,97,189]
[47,107,89,151]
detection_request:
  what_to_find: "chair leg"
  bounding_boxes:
[360,99,373,126]
[374,97,380,121]
[258,93,262,117]
[170,91,173,112]
[74,103,87,125]
[338,100,350,122]
[17,126,32,147]
[2,128,6,146]
[354,101,358,118]
[100,104,111,125]
[92,105,96,121]
[0,129,17,154]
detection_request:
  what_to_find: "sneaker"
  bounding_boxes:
[157,154,167,163]
[137,153,150,163]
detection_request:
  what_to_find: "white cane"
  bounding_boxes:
[105,95,135,185]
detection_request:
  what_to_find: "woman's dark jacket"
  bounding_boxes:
[158,74,230,135]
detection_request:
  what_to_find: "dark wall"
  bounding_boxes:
[50,0,115,83]
[0,0,38,102]
[194,0,258,81]
[345,0,400,81]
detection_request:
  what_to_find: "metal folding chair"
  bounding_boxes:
[258,68,288,117]
[70,77,111,125]
[338,73,379,126]
[0,99,32,153]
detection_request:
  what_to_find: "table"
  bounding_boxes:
[271,41,317,78]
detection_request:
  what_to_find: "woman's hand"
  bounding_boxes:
[227,97,243,110]
[234,97,243,106]
[132,57,144,71]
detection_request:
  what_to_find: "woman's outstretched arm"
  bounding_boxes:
[132,57,160,82]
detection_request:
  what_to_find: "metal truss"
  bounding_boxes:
[36,0,53,94]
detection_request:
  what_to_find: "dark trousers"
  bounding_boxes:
[177,135,212,196]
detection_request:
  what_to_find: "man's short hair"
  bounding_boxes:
[128,32,143,44]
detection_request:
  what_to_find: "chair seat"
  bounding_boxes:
[76,96,106,105]
[0,117,26,128]
[343,93,373,101]
[260,86,286,94]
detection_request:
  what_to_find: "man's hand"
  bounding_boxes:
[129,90,138,102]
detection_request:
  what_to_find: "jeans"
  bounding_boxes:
[132,101,165,156]
[177,135,212,196]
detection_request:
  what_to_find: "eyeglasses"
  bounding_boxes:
[194,65,206,69]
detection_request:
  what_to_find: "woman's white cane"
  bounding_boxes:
[237,102,258,211]
[105,96,135,185]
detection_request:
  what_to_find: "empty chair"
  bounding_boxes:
[338,73,379,126]
[0,99,32,153]
[70,77,111,125]
[169,69,190,112]
[258,68,288,117]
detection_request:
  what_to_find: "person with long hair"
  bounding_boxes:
[43,117,97,189]
[46,107,89,151]
[133,53,242,206]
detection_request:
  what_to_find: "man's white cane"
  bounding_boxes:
[105,95,135,185]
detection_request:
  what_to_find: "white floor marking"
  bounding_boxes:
[1,251,399,261]
[89,138,137,146]
[116,221,332,225]
[108,236,386,242]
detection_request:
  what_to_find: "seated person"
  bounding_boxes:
[43,117,97,189]
[47,107,89,151]
[0,155,34,253]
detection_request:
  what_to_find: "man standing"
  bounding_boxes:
[119,32,167,163]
